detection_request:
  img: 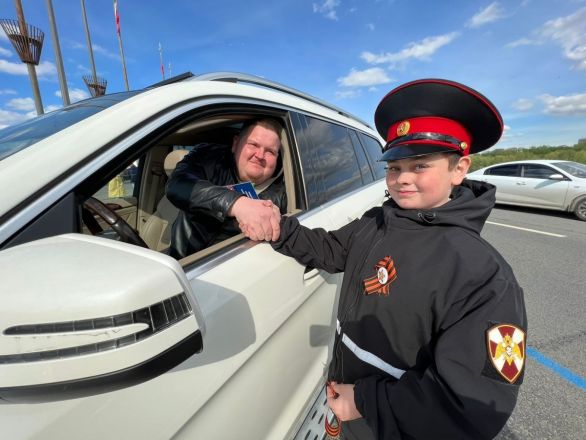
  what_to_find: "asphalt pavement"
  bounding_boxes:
[482,206,586,440]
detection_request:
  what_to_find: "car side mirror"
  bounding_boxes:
[548,173,565,180]
[0,234,205,403]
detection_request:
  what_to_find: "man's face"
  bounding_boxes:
[232,124,280,185]
[385,154,470,210]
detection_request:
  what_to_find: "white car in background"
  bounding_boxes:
[0,72,387,439]
[467,159,586,221]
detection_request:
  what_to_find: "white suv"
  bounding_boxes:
[0,73,387,439]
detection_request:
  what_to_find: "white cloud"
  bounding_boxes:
[539,7,586,71]
[0,109,34,128]
[0,88,17,95]
[313,0,340,21]
[0,32,8,42]
[505,37,535,48]
[0,59,57,77]
[467,2,506,28]
[56,87,90,102]
[512,98,534,111]
[539,93,586,115]
[7,97,35,111]
[71,41,119,60]
[367,23,375,31]
[335,89,361,99]
[338,67,392,87]
[361,32,460,65]
[0,46,13,57]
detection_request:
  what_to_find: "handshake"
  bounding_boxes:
[228,196,282,242]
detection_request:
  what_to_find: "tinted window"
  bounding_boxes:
[358,133,386,180]
[349,130,374,185]
[486,164,520,176]
[0,92,141,161]
[553,161,586,178]
[296,116,362,207]
[523,164,557,179]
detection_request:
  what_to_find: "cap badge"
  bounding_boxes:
[364,256,397,296]
[396,121,410,137]
[460,141,468,150]
[486,324,525,384]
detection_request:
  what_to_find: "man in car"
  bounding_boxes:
[167,118,286,259]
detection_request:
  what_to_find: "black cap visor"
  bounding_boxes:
[379,143,462,162]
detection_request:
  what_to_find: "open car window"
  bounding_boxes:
[80,111,295,263]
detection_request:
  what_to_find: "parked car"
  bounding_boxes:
[467,159,586,220]
[0,72,387,439]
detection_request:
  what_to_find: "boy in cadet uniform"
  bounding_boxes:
[267,79,527,439]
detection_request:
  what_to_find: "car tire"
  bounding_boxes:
[573,196,586,221]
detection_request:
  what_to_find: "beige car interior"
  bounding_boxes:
[90,114,296,260]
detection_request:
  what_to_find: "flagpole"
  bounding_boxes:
[158,42,165,80]
[80,0,97,84]
[113,0,129,91]
[46,0,69,105]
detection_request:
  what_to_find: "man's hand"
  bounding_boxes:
[327,382,362,422]
[229,197,281,242]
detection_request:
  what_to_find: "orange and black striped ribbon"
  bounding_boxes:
[363,256,397,296]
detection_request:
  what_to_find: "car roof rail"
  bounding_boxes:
[146,71,195,89]
[189,71,372,129]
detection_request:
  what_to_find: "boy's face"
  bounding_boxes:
[385,153,471,210]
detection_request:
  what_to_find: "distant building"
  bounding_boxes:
[579,138,586,145]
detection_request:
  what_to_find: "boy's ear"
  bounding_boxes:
[452,156,471,185]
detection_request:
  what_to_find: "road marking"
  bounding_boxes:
[527,347,586,390]
[486,221,566,238]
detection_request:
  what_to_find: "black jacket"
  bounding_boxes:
[167,143,287,259]
[272,180,527,440]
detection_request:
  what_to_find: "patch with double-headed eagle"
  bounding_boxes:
[485,324,526,384]
[363,256,397,296]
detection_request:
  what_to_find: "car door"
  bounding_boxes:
[479,164,522,204]
[518,163,569,208]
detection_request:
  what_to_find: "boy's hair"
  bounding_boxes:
[445,152,464,170]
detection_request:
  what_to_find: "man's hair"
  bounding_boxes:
[239,118,283,146]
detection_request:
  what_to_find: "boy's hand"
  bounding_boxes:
[327,382,362,422]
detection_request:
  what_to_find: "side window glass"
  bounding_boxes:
[358,133,386,180]
[487,165,519,177]
[96,162,140,202]
[298,116,362,207]
[349,130,374,185]
[523,164,556,179]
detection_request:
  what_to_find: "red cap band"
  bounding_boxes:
[386,116,473,156]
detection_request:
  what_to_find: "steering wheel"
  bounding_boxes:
[82,197,149,248]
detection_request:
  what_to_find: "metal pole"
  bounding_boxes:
[158,42,164,80]
[46,0,69,105]
[80,0,97,83]
[117,36,129,90]
[113,0,129,91]
[14,0,43,114]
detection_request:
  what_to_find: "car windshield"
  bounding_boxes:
[0,91,141,162]
[554,161,586,178]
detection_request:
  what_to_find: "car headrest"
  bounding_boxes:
[163,149,189,177]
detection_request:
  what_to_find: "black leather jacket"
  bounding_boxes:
[166,143,287,259]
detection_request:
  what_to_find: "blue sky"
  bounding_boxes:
[1,0,585,149]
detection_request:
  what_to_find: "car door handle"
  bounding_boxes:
[304,267,320,281]
[516,182,526,185]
